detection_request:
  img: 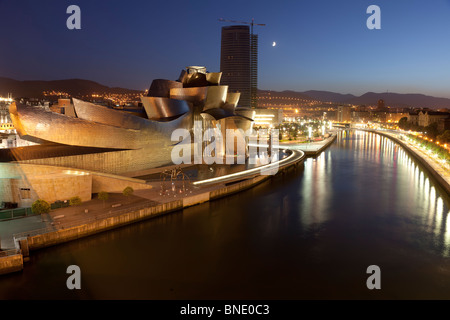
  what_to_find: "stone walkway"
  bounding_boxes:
[0,149,305,250]
[280,131,338,155]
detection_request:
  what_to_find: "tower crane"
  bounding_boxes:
[218,18,266,36]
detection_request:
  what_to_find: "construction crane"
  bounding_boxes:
[218,18,266,36]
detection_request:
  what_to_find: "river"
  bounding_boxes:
[0,130,449,299]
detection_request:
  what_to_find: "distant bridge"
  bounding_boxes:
[333,123,351,128]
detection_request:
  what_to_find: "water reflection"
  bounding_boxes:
[338,130,450,257]
[300,151,331,226]
[1,130,449,299]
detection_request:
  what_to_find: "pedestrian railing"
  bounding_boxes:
[0,207,35,221]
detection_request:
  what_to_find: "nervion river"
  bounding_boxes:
[1,130,449,299]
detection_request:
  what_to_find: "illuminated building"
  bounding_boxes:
[337,105,351,122]
[5,66,254,174]
[220,25,252,109]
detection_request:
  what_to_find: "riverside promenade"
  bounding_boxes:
[0,132,341,275]
[280,132,338,157]
[1,148,308,275]
[366,129,450,196]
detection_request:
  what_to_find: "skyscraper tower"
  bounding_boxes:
[220,25,251,108]
[219,19,264,109]
[250,33,258,109]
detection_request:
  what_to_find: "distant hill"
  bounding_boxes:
[345,92,450,109]
[0,77,142,98]
[258,89,316,101]
[299,90,450,109]
[2,77,449,109]
[301,90,357,103]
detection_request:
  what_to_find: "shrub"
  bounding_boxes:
[32,199,51,215]
[98,191,109,207]
[122,186,134,197]
[69,196,82,206]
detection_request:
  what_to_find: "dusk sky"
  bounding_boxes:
[1,0,450,98]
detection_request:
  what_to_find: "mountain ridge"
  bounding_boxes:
[0,77,142,98]
[1,77,449,109]
[260,89,450,109]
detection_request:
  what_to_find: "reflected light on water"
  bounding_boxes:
[313,131,450,257]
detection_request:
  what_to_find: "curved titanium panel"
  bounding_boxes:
[234,107,255,121]
[9,102,193,150]
[184,72,209,88]
[140,96,190,120]
[201,108,237,121]
[73,98,149,130]
[221,92,240,113]
[206,72,222,85]
[203,85,229,111]
[221,103,236,113]
[225,92,240,107]
[10,102,142,149]
[170,87,208,105]
[234,108,255,133]
[147,79,183,98]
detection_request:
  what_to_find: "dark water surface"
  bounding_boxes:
[1,130,449,299]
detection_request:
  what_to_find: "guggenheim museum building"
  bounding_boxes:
[0,66,256,207]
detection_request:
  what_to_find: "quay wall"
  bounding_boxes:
[368,130,450,196]
[23,158,304,252]
[0,252,23,275]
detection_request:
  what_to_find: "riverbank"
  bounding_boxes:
[365,129,450,196]
[1,147,314,275]
[280,131,338,156]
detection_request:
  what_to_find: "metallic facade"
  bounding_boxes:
[7,66,254,172]
[139,96,190,120]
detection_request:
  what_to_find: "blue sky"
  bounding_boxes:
[1,0,450,98]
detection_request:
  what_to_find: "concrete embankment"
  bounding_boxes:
[280,133,337,157]
[302,134,337,156]
[367,130,450,197]
[0,150,305,275]
[23,174,278,250]
[0,250,23,275]
[23,170,298,252]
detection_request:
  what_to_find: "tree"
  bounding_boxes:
[437,130,450,143]
[398,117,408,130]
[31,199,50,215]
[425,122,439,139]
[122,186,134,203]
[69,196,82,206]
[98,191,109,208]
